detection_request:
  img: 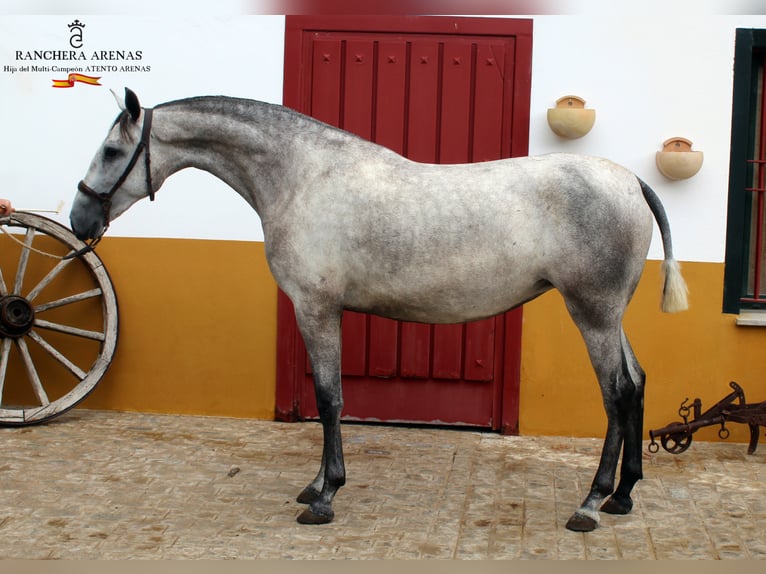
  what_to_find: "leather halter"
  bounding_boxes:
[77,107,155,236]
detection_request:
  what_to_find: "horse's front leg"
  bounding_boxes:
[293,305,345,524]
[296,452,325,505]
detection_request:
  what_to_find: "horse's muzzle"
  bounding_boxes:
[67,211,106,259]
[69,208,106,242]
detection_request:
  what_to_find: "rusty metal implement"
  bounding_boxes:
[648,381,766,455]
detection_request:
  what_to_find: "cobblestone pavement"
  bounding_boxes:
[1,409,765,559]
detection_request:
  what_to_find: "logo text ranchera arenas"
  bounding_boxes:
[15,50,144,62]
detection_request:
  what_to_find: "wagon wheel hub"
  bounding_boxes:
[0,295,35,338]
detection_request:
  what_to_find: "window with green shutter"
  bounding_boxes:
[724,29,766,313]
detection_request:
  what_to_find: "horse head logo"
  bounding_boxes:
[68,19,85,49]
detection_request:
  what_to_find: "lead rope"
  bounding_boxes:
[0,217,76,260]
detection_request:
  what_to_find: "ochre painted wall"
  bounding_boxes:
[521,260,766,443]
[78,237,278,419]
[8,233,763,444]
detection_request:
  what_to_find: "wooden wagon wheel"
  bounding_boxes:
[0,212,118,425]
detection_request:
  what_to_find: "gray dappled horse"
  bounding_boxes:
[70,89,688,532]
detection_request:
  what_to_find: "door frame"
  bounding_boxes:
[276,15,533,434]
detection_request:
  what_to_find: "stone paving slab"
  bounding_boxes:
[0,409,765,559]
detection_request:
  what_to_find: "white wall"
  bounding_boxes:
[3,10,766,262]
[0,15,285,242]
[530,13,766,262]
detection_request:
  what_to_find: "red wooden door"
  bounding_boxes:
[277,16,532,433]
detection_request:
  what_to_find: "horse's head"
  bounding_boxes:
[70,88,155,241]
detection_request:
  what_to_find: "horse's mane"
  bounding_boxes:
[156,96,306,124]
[111,110,135,141]
[113,94,376,152]
[154,95,363,142]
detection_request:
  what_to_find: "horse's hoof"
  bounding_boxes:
[296,505,334,525]
[296,485,320,504]
[565,512,598,532]
[601,494,633,515]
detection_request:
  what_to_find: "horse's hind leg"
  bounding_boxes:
[562,302,643,532]
[291,303,346,524]
[601,329,645,516]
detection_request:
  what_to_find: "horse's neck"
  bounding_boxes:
[154,100,326,218]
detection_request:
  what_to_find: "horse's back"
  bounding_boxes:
[344,152,654,280]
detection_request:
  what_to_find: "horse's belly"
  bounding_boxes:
[344,270,548,324]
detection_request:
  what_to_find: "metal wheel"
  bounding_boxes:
[660,432,693,454]
[0,212,118,425]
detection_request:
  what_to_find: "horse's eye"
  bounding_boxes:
[103,147,121,161]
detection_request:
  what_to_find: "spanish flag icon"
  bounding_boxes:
[52,73,102,88]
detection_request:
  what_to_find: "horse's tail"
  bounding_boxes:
[637,177,689,313]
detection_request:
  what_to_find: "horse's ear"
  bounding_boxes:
[124,88,141,122]
[110,88,126,111]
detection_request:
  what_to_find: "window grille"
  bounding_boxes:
[742,54,766,305]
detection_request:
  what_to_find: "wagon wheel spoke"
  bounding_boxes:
[0,212,118,426]
[0,337,11,402]
[25,257,74,302]
[0,262,7,297]
[15,337,50,406]
[12,227,35,295]
[27,330,87,380]
[34,288,102,313]
[33,318,105,341]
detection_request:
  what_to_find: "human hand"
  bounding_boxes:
[0,199,14,215]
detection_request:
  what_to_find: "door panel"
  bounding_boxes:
[278,16,532,432]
